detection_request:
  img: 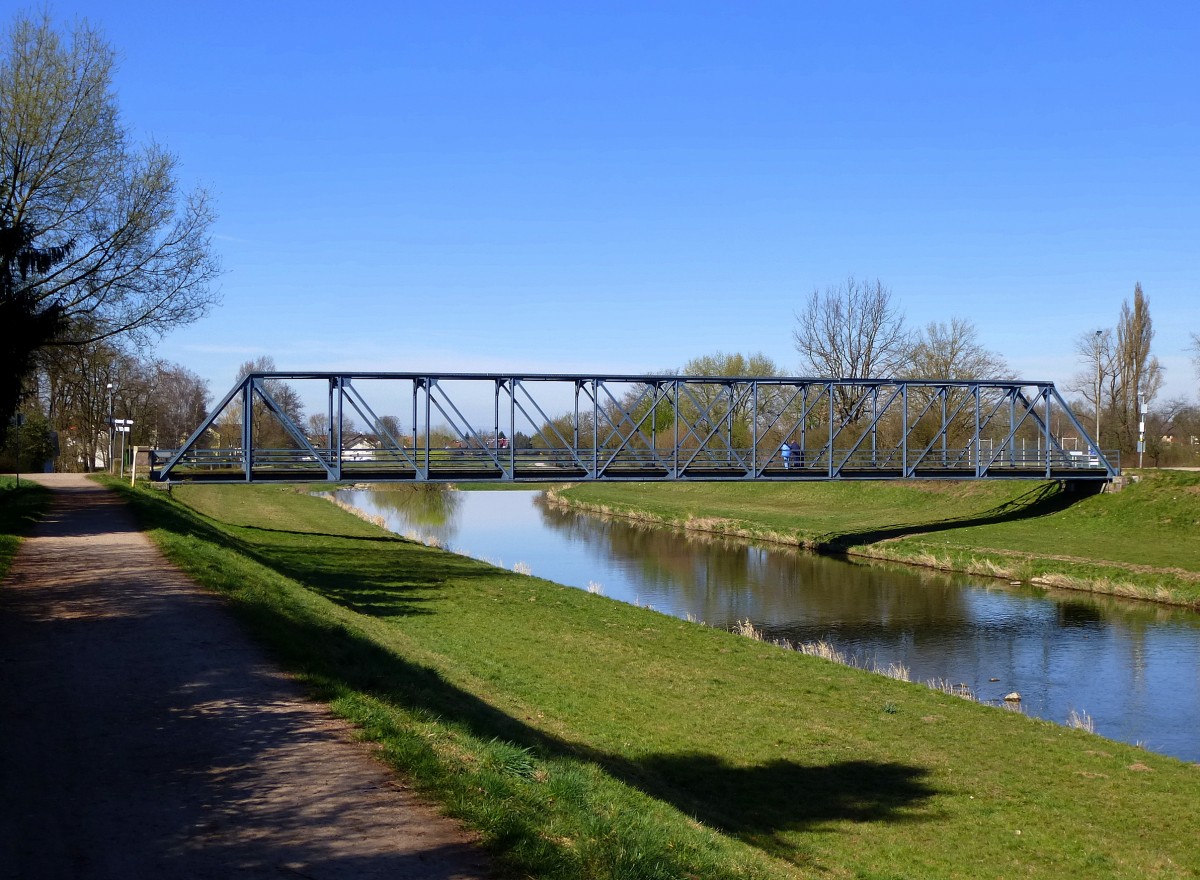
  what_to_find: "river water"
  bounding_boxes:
[334,486,1200,763]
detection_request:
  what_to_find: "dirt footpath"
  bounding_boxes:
[0,474,492,879]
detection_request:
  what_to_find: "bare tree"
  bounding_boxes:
[793,277,908,379]
[900,318,1012,449]
[1,12,219,426]
[306,413,330,441]
[35,340,122,471]
[375,414,402,440]
[1068,328,1114,447]
[792,276,908,421]
[1111,283,1162,454]
[1069,284,1163,455]
[902,317,1010,381]
[233,356,305,448]
[30,342,210,468]
[141,362,210,448]
[1144,397,1200,466]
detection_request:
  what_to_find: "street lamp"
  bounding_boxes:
[106,381,115,473]
[1093,330,1103,456]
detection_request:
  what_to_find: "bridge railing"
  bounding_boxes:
[151,372,1119,484]
[150,444,1118,484]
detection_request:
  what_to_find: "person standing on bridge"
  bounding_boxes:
[781,442,792,469]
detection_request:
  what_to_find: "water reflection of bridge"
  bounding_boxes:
[151,372,1117,484]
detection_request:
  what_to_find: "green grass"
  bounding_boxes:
[106,479,1200,880]
[0,476,51,580]
[553,471,1200,607]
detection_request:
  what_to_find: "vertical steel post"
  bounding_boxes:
[411,379,420,473]
[576,381,585,456]
[509,378,517,476]
[424,379,433,480]
[327,377,336,461]
[871,386,879,467]
[827,382,835,479]
[332,377,343,481]
[974,385,982,477]
[799,385,807,466]
[242,377,253,481]
[1044,386,1053,477]
[940,388,948,468]
[726,382,733,464]
[1010,390,1017,467]
[673,379,680,478]
[648,382,656,453]
[751,381,759,473]
[592,379,599,477]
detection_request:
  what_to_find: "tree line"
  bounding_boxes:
[1,13,218,470]
[793,275,1198,464]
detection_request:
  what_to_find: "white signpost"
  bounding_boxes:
[113,419,133,478]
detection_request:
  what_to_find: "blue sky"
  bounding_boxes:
[41,2,1200,409]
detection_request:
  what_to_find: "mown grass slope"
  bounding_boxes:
[108,480,1200,880]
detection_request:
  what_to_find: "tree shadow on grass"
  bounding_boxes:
[631,752,936,857]
[241,603,940,851]
[125,486,494,619]
[121,482,942,868]
[818,480,1089,551]
[235,541,491,618]
[235,523,402,542]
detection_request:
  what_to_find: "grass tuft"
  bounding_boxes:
[1067,708,1096,734]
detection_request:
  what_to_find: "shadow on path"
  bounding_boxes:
[0,476,492,879]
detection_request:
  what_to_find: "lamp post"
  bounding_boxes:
[1093,330,1103,456]
[106,381,115,473]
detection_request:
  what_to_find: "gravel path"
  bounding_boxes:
[0,474,492,879]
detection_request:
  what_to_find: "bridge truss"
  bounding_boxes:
[150,372,1118,484]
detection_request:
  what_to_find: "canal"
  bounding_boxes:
[334,486,1200,763]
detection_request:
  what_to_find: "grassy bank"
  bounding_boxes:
[108,479,1198,879]
[550,470,1200,607]
[0,476,50,580]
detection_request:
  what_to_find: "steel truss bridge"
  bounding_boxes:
[150,372,1118,484]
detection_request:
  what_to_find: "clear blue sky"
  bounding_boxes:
[43,1,1200,409]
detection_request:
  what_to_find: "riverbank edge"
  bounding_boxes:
[543,485,1200,611]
